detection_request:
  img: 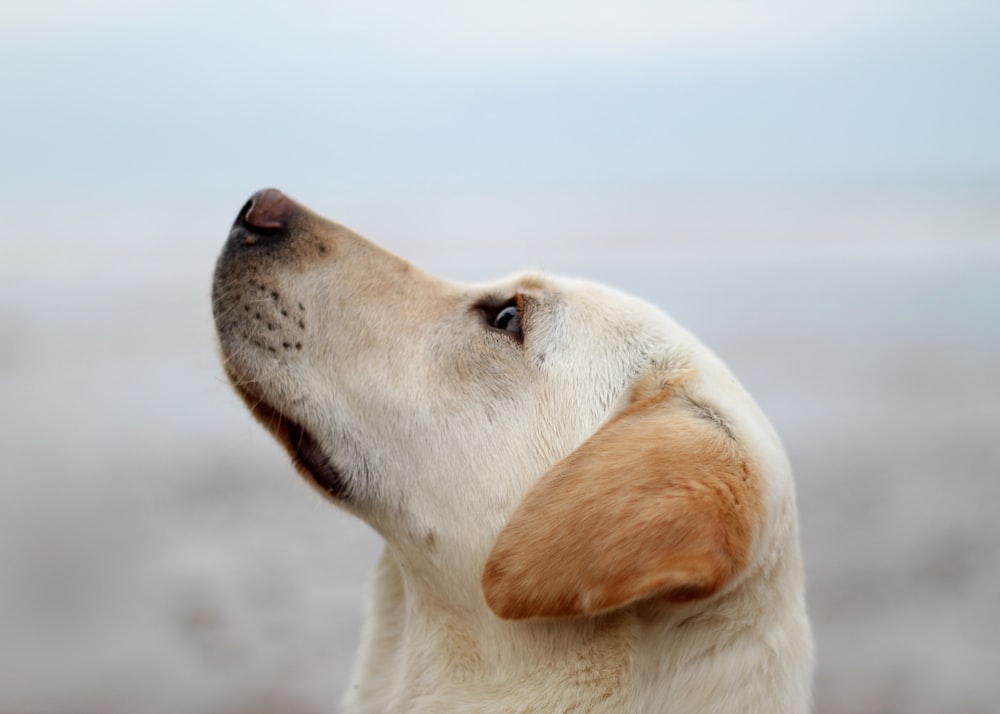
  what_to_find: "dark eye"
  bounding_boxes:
[493,305,519,334]
[477,297,524,343]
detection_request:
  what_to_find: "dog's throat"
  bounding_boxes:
[288,423,348,499]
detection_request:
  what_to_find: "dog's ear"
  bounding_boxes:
[481,376,762,619]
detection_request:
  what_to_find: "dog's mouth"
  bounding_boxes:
[286,422,349,499]
[233,382,349,500]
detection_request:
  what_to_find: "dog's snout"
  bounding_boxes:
[232,188,296,244]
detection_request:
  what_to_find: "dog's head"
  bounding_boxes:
[213,189,791,620]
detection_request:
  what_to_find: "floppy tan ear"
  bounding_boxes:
[481,382,762,619]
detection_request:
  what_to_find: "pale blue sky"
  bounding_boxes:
[1,1,998,277]
[3,1,998,188]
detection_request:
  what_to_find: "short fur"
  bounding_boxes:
[212,190,813,713]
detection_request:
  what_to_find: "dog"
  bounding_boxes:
[212,189,813,713]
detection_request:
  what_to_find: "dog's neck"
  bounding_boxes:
[343,540,811,714]
[345,546,635,713]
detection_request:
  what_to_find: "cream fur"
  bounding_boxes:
[212,191,813,712]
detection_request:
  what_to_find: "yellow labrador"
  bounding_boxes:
[212,189,813,713]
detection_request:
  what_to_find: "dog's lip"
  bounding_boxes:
[231,381,349,500]
[287,421,349,499]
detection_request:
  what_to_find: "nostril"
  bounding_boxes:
[236,198,254,222]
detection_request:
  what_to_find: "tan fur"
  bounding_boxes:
[212,190,814,712]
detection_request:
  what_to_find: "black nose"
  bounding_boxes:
[233,188,295,244]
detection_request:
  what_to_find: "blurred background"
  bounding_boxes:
[1,1,998,712]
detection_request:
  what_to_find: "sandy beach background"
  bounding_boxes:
[2,182,997,714]
[2,2,999,712]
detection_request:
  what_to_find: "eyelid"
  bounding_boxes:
[474,294,519,320]
[511,293,530,343]
[503,293,525,343]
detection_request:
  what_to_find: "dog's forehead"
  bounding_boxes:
[486,272,667,325]
[499,272,676,347]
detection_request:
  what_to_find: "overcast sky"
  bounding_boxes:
[1,1,998,276]
[3,0,998,187]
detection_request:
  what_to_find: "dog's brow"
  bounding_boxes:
[516,275,546,291]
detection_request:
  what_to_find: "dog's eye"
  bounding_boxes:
[493,305,519,334]
[477,298,524,343]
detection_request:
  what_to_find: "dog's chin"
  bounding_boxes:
[231,381,349,500]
